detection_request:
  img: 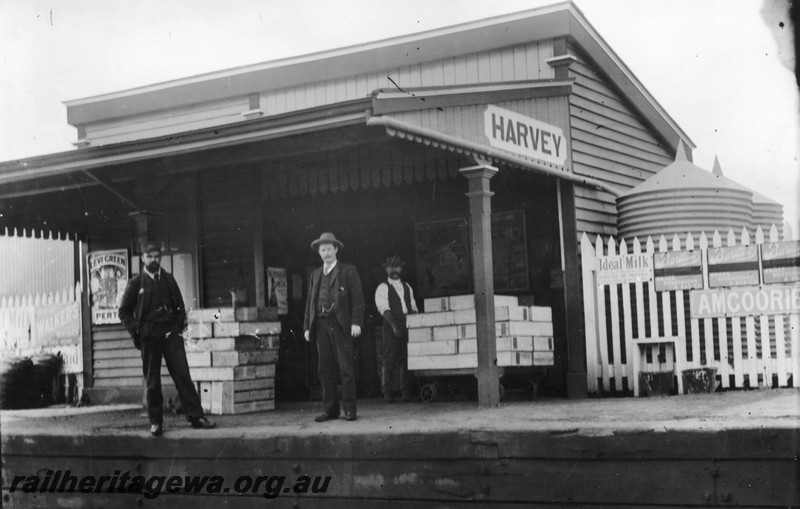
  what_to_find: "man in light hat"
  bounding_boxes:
[119,240,215,436]
[374,255,418,403]
[303,232,365,422]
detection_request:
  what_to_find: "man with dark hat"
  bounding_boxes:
[374,255,418,403]
[303,232,365,422]
[119,240,215,436]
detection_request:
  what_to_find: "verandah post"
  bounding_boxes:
[459,162,500,408]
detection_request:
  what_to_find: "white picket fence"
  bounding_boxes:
[581,225,799,396]
[0,227,76,300]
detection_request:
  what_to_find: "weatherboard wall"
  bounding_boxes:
[567,41,674,239]
[79,41,557,146]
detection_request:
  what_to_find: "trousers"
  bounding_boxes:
[314,315,356,417]
[141,326,204,425]
[381,321,414,399]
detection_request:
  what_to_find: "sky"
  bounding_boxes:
[1,0,797,234]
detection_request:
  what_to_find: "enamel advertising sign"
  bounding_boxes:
[761,240,800,284]
[707,245,759,288]
[653,250,703,292]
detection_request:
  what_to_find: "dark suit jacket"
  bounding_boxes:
[303,262,365,336]
[118,270,187,348]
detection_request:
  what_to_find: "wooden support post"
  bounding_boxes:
[78,240,93,392]
[253,170,266,308]
[559,181,588,398]
[460,163,500,408]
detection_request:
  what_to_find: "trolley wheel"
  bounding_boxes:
[419,382,438,403]
[524,380,540,400]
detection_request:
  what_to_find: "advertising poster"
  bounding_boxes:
[491,210,529,292]
[707,245,759,288]
[762,240,800,284]
[415,218,472,298]
[596,253,653,286]
[88,249,129,325]
[653,250,703,292]
[267,267,289,315]
[33,302,83,373]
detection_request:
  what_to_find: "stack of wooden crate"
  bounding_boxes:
[184,307,280,414]
[406,295,554,370]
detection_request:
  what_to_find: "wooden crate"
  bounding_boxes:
[408,353,478,370]
[495,321,553,337]
[213,321,281,338]
[185,335,280,352]
[408,327,434,342]
[187,308,235,323]
[205,380,277,414]
[407,340,458,356]
[406,312,456,328]
[447,294,518,310]
[234,307,279,322]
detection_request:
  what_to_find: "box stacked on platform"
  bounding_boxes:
[406,295,554,371]
[184,307,280,414]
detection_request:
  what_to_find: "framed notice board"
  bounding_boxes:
[415,217,472,297]
[491,209,529,292]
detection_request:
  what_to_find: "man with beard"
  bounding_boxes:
[119,240,215,435]
[374,255,418,403]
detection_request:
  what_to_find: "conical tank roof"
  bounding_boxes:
[617,143,755,241]
[619,147,752,197]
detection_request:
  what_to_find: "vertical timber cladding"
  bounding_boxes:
[566,41,674,239]
[199,167,258,308]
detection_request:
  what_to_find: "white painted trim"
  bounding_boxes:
[374,80,573,100]
[240,109,264,119]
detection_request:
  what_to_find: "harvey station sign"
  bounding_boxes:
[484,105,567,168]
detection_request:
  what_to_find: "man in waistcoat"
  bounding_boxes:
[374,255,418,403]
[303,232,365,422]
[119,240,215,436]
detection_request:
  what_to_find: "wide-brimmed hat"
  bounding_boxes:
[140,240,162,254]
[310,232,343,250]
[382,255,405,268]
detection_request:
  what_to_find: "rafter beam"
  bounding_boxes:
[82,170,144,211]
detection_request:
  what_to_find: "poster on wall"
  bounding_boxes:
[707,245,759,288]
[491,210,529,292]
[415,218,472,298]
[653,250,703,292]
[0,298,83,374]
[33,301,83,373]
[596,253,653,286]
[88,249,129,325]
[761,240,800,284]
[267,267,289,315]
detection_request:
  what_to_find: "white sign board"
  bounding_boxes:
[690,285,800,318]
[762,241,800,284]
[596,254,653,286]
[483,105,567,167]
